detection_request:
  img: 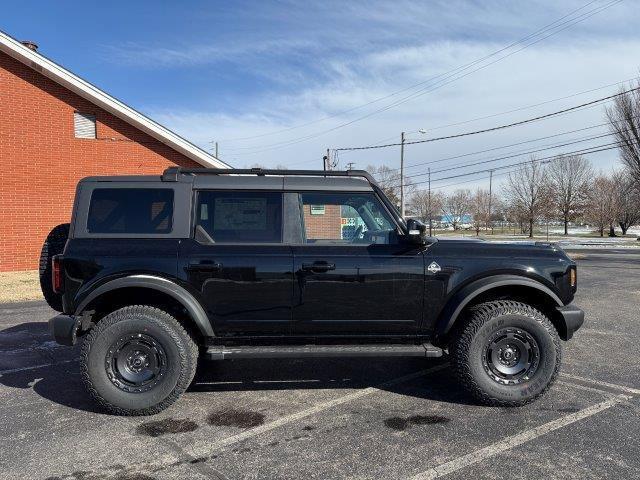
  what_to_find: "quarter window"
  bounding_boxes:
[196,191,283,243]
[300,193,397,245]
[87,188,173,234]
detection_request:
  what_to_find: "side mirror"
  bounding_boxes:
[405,218,427,244]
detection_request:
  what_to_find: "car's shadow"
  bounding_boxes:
[0,322,477,414]
[191,357,477,405]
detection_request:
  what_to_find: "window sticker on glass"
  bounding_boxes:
[213,197,267,230]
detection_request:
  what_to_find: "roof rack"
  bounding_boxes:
[161,166,379,188]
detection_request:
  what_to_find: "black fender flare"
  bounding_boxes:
[74,275,214,337]
[435,274,563,339]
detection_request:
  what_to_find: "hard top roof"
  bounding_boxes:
[80,167,377,192]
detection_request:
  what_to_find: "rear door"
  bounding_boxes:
[291,191,425,336]
[179,189,293,336]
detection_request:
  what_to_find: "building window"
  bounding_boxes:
[74,112,96,139]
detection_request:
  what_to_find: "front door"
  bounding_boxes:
[180,190,293,336]
[291,192,425,336]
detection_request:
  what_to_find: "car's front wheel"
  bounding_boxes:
[450,300,561,407]
[80,305,198,415]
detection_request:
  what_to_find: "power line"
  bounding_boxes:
[390,113,640,178]
[335,86,638,152]
[395,139,632,190]
[431,142,619,183]
[368,113,640,177]
[405,76,637,135]
[406,131,615,180]
[401,120,614,170]
[220,0,621,155]
[290,78,637,170]
[217,0,605,144]
[381,137,634,192]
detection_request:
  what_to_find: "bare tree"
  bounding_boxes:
[366,165,414,210]
[613,171,640,235]
[586,174,616,237]
[471,189,491,236]
[503,158,549,238]
[443,189,472,230]
[248,163,288,170]
[408,189,444,225]
[607,80,640,187]
[546,154,593,235]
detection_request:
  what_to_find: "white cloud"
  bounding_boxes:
[137,0,638,192]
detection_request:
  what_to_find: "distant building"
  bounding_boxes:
[0,31,229,271]
[439,213,473,226]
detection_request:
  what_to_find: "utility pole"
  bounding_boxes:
[488,169,494,234]
[400,132,405,217]
[210,141,220,158]
[346,162,355,171]
[428,167,432,236]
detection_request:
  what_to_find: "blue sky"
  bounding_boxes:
[4,0,639,192]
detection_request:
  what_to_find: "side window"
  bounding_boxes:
[87,188,173,234]
[196,191,283,243]
[300,193,397,245]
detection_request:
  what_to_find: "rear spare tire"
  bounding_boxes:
[39,223,70,311]
[80,305,198,415]
[450,300,561,407]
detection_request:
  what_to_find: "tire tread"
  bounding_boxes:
[450,300,561,407]
[80,305,198,416]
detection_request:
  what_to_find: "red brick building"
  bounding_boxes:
[0,31,229,271]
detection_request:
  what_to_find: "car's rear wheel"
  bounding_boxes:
[450,300,561,407]
[80,305,198,415]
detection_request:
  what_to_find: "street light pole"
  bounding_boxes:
[488,169,494,234]
[428,167,432,236]
[400,131,405,217]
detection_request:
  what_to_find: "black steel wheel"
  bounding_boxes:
[483,327,540,385]
[450,300,561,407]
[105,333,168,393]
[81,305,198,416]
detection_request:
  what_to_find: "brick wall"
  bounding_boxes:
[0,51,202,271]
[303,204,342,240]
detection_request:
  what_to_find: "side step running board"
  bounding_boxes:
[205,344,443,360]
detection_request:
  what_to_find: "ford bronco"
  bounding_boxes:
[43,167,584,415]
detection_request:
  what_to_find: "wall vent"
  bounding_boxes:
[74,112,96,139]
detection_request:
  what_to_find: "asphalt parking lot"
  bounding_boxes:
[1,250,639,480]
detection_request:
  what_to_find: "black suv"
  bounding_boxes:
[43,167,583,415]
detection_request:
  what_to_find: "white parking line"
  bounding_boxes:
[199,363,449,454]
[561,373,640,396]
[70,363,450,479]
[410,394,631,480]
[0,359,76,376]
[557,380,620,397]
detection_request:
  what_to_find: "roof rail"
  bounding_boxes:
[161,166,380,187]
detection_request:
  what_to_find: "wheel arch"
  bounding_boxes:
[435,275,565,342]
[75,275,214,338]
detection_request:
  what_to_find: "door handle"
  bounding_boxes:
[187,261,223,272]
[301,262,335,273]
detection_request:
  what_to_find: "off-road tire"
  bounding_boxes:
[39,223,70,312]
[80,305,198,416]
[450,300,561,407]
